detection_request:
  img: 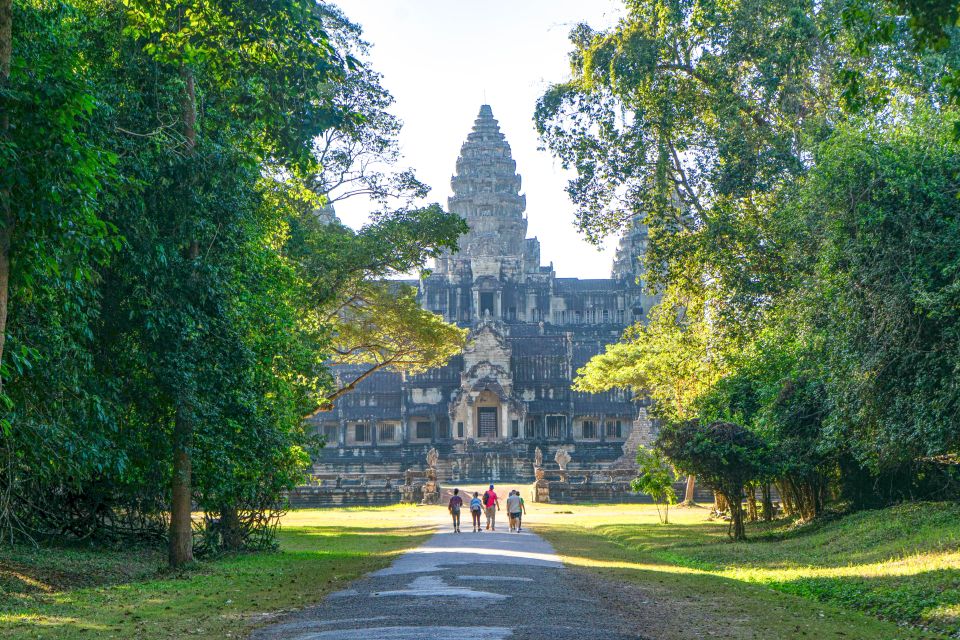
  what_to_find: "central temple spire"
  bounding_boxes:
[444,105,529,263]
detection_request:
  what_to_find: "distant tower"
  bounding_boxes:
[611,213,648,285]
[435,105,543,281]
[612,214,661,321]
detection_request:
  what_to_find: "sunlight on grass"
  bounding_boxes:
[537,501,960,637]
[0,507,434,640]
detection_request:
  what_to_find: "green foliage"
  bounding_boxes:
[548,1,960,516]
[574,287,725,422]
[1,0,467,555]
[631,446,677,523]
[0,509,431,639]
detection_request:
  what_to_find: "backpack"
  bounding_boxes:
[482,491,491,507]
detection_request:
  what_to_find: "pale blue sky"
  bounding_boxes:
[335,0,625,278]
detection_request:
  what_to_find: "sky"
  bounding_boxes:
[334,0,625,278]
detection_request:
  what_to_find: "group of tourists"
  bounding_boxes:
[446,484,527,533]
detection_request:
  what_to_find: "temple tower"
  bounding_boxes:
[436,105,542,285]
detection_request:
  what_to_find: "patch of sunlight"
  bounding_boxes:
[0,614,109,630]
[408,546,562,565]
[922,603,960,625]
[1,570,55,593]
[719,550,960,583]
[555,547,960,584]
[557,553,703,575]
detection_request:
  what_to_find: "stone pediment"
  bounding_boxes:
[462,322,511,374]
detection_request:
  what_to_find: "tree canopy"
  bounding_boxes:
[0,0,466,563]
[544,0,960,516]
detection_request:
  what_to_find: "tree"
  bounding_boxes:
[309,3,428,207]
[657,420,769,540]
[773,113,960,487]
[318,283,466,409]
[632,446,677,524]
[117,0,349,567]
[574,287,725,423]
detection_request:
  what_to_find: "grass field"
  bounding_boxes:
[0,506,433,640]
[528,500,960,639]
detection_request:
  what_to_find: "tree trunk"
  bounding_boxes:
[713,490,728,514]
[730,487,746,541]
[776,480,793,517]
[168,64,199,568]
[746,484,758,522]
[220,504,242,552]
[169,403,194,567]
[683,474,696,505]
[761,483,774,522]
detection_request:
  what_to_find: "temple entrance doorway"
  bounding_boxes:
[477,406,498,439]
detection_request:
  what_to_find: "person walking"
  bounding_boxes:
[469,491,483,532]
[448,488,463,533]
[516,490,528,531]
[506,490,524,532]
[483,484,500,531]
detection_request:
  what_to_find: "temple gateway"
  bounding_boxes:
[305,105,660,499]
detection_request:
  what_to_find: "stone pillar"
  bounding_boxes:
[338,418,347,448]
[370,416,378,448]
[399,373,409,444]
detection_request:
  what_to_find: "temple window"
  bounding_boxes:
[546,415,566,440]
[352,423,370,443]
[511,419,520,438]
[378,423,397,442]
[581,420,597,439]
[321,424,339,445]
[415,421,433,439]
[605,420,623,439]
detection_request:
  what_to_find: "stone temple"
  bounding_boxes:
[303,105,659,502]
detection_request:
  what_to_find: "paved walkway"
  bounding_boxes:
[251,514,647,640]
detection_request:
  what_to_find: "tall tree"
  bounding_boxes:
[119,0,348,567]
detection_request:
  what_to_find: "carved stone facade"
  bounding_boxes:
[308,105,660,486]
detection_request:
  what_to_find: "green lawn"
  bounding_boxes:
[533,501,959,639]
[0,506,432,639]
